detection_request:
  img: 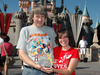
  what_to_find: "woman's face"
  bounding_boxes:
[58,32,69,47]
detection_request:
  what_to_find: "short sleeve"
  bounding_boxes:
[16,28,27,50]
[72,50,80,61]
[79,40,81,45]
[85,40,88,45]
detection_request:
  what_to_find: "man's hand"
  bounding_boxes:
[34,64,42,70]
[41,66,54,74]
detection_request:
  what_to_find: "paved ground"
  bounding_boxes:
[1,56,100,75]
[75,62,100,75]
[2,56,22,75]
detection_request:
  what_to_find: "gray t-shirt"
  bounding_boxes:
[16,25,57,67]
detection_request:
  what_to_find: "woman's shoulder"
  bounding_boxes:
[4,42,13,46]
[53,47,62,56]
[53,46,61,51]
[54,46,61,49]
[70,47,78,52]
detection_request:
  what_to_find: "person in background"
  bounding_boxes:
[41,28,80,75]
[78,36,88,60]
[16,5,57,75]
[0,35,14,75]
[0,32,6,75]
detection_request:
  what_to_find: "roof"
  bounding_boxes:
[77,7,83,14]
[62,8,67,14]
[83,5,89,16]
[95,18,99,28]
[55,7,63,14]
[35,0,51,4]
[0,9,2,13]
[19,8,23,12]
[51,0,54,2]
[11,13,15,20]
[31,0,36,1]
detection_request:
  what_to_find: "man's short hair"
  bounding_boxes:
[29,5,47,19]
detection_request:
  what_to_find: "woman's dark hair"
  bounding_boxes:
[0,32,6,37]
[4,35,10,42]
[55,28,74,46]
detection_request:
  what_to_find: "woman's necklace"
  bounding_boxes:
[62,46,71,51]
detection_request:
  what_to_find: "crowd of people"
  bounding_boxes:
[0,5,89,75]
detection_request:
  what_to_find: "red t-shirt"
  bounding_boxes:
[0,42,13,57]
[53,47,80,75]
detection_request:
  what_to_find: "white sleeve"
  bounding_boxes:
[85,40,88,45]
[16,28,27,50]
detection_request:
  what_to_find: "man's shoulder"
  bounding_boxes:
[79,40,83,42]
[44,26,53,30]
[20,25,33,32]
[44,26,55,33]
[22,25,32,29]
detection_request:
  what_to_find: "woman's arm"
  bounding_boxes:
[53,58,78,75]
[41,58,79,74]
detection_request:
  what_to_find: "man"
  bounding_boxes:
[78,36,88,60]
[0,32,6,75]
[16,5,57,75]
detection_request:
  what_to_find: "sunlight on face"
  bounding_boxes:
[58,32,69,47]
[32,14,45,28]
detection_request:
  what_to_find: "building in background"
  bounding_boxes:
[1,0,94,52]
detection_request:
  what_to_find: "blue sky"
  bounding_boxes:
[0,0,100,28]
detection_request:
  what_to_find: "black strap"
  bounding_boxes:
[24,65,35,69]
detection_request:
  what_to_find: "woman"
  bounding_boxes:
[41,28,80,75]
[0,35,14,75]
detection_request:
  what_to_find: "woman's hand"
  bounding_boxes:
[41,66,54,74]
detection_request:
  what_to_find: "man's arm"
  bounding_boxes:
[11,47,14,55]
[18,49,41,70]
[78,44,80,49]
[85,40,88,48]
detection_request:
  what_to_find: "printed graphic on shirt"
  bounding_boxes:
[28,33,53,67]
[54,52,72,70]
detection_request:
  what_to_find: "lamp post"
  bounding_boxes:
[75,6,78,47]
[3,4,7,32]
[0,0,7,32]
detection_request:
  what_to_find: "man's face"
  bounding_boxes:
[82,38,85,40]
[32,14,45,28]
